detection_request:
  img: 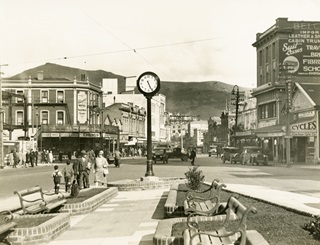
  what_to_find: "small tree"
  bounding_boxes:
[184,166,205,190]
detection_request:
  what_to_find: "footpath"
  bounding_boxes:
[1,161,320,244]
[50,183,320,245]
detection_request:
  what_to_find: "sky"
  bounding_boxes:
[1,0,320,88]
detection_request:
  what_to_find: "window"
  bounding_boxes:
[17,111,24,125]
[16,90,24,103]
[41,90,48,103]
[41,111,49,125]
[57,91,64,103]
[265,46,269,63]
[57,111,64,125]
[259,102,276,119]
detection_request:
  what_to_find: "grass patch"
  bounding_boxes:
[173,183,319,245]
[0,216,53,228]
[66,187,108,204]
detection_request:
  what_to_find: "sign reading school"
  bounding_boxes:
[280,21,320,76]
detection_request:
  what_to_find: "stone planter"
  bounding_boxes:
[7,213,70,245]
[60,187,118,215]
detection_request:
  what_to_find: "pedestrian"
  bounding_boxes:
[73,150,89,189]
[93,150,108,187]
[58,151,63,162]
[34,149,38,166]
[114,148,121,168]
[13,149,20,168]
[62,160,74,192]
[52,165,63,194]
[30,149,35,167]
[25,150,30,167]
[48,150,54,165]
[190,148,197,166]
[162,149,169,164]
[9,150,14,167]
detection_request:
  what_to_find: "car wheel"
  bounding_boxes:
[182,156,189,161]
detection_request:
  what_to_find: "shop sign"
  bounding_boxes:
[42,133,50,137]
[290,120,317,136]
[51,133,59,137]
[280,21,320,76]
[60,133,70,137]
[103,133,117,138]
[80,132,100,138]
[298,111,315,118]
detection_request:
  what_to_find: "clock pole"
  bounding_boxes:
[145,95,154,176]
[136,71,160,177]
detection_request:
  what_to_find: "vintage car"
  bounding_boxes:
[240,146,268,165]
[167,147,189,161]
[221,147,241,164]
[208,147,217,157]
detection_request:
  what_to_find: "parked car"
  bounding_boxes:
[208,147,217,157]
[221,147,241,164]
[241,146,268,165]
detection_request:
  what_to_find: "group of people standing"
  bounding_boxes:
[52,148,122,194]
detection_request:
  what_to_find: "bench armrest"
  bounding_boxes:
[0,210,14,223]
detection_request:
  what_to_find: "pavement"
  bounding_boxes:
[2,161,320,244]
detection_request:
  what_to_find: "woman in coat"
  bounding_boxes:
[93,150,108,187]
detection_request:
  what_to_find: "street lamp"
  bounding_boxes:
[0,64,8,169]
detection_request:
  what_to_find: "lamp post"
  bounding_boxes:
[231,85,240,147]
[0,64,8,169]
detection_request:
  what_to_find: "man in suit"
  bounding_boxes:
[73,150,90,189]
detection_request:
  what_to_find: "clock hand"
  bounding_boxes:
[147,81,152,90]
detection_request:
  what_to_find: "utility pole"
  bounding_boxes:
[0,64,8,169]
[280,63,293,167]
[230,85,244,147]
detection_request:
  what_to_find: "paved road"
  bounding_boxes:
[1,155,320,200]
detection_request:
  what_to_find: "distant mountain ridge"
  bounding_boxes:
[8,63,250,120]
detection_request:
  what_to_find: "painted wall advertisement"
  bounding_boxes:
[280,22,320,76]
[77,91,87,124]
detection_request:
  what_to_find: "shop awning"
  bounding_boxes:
[255,124,285,138]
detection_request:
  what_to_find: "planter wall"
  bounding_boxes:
[60,187,118,215]
[7,213,70,245]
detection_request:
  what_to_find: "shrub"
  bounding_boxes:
[184,166,205,190]
[303,215,320,240]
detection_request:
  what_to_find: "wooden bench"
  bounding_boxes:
[183,196,257,245]
[14,186,67,215]
[184,179,227,216]
[0,210,17,242]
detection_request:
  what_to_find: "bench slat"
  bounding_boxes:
[199,234,212,245]
[217,228,235,244]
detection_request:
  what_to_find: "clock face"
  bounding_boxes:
[137,72,160,95]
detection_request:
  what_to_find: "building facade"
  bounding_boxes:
[2,73,118,158]
[252,17,320,163]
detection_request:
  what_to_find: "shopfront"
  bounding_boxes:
[290,115,318,164]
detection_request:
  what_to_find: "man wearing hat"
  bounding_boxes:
[73,150,90,189]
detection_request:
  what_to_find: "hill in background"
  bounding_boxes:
[8,63,251,120]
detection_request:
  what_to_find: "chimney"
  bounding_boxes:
[37,71,44,80]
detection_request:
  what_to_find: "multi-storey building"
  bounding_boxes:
[102,79,169,144]
[103,102,146,150]
[252,18,320,163]
[2,71,119,158]
[168,113,199,148]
